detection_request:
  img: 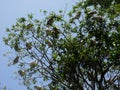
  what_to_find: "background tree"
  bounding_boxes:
[3,0,120,90]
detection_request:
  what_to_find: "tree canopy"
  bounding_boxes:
[3,0,120,90]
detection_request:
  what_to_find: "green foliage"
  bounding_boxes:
[3,0,120,90]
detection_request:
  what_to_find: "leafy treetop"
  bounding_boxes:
[3,0,120,90]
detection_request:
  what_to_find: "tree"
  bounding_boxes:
[3,0,120,90]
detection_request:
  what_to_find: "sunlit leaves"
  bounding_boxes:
[52,52,58,59]
[114,4,120,14]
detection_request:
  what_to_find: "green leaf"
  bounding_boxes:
[115,4,120,14]
[3,38,9,45]
[28,13,33,19]
[52,53,58,59]
[13,56,19,64]
[18,70,25,76]
[14,44,20,52]
[30,61,38,68]
[26,42,32,50]
[18,17,26,23]
[26,23,33,29]
[32,79,37,84]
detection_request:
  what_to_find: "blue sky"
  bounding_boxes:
[0,0,75,90]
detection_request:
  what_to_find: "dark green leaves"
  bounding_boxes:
[13,56,19,65]
[26,23,34,29]
[17,17,26,23]
[18,70,25,77]
[26,42,32,50]
[34,86,42,90]
[14,43,20,52]
[28,13,33,20]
